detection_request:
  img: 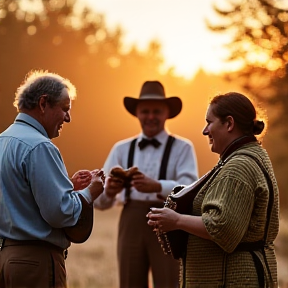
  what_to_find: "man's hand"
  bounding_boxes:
[131,172,162,193]
[88,169,105,201]
[109,166,139,188]
[71,170,92,191]
[91,169,105,183]
[104,176,125,198]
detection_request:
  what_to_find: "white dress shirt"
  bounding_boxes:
[94,130,198,209]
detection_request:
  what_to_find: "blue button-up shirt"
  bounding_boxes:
[0,113,91,249]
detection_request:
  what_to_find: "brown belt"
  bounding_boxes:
[0,237,68,259]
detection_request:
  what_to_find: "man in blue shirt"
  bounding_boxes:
[0,70,104,288]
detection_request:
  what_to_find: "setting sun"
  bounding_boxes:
[82,0,231,78]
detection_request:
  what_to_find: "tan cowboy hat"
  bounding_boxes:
[123,81,182,119]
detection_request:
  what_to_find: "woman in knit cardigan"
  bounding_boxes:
[147,92,279,288]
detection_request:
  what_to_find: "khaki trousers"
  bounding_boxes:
[0,239,67,288]
[118,200,180,288]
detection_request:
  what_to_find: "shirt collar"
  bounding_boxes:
[138,130,168,145]
[15,113,49,138]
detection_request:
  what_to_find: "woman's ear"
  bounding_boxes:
[226,115,235,132]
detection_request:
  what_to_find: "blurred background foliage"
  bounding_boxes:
[207,0,288,220]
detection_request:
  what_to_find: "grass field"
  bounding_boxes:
[66,206,288,288]
[66,206,121,288]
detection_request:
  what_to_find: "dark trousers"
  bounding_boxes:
[0,239,67,288]
[118,200,180,288]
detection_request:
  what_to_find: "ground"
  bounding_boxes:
[66,206,288,288]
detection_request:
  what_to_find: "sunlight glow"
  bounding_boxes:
[107,56,121,68]
[247,50,270,65]
[18,0,43,14]
[267,58,283,71]
[284,51,288,61]
[278,11,288,22]
[85,34,97,45]
[83,0,230,78]
[27,25,37,35]
[25,13,35,22]
[49,0,66,9]
[95,29,106,42]
[15,9,25,20]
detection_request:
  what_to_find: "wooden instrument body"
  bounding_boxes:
[64,194,93,243]
[157,166,220,260]
[158,184,201,260]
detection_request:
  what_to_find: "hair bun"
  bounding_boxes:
[253,120,265,135]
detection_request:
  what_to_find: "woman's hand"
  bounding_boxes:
[148,207,212,240]
[147,207,180,232]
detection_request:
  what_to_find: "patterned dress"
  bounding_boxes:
[184,142,279,288]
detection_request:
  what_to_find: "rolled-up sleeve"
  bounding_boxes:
[202,176,254,253]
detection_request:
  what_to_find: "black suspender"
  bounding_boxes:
[158,136,175,180]
[125,135,175,202]
[127,138,137,169]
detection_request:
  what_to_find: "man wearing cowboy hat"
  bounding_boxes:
[94,81,198,288]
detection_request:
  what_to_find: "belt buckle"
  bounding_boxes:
[0,238,5,251]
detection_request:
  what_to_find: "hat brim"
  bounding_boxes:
[124,96,182,119]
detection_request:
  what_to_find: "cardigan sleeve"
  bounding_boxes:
[201,156,268,253]
[202,176,255,253]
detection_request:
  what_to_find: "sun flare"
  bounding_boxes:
[83,0,230,79]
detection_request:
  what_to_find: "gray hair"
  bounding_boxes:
[14,70,77,111]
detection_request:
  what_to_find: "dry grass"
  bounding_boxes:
[66,206,121,288]
[66,206,288,288]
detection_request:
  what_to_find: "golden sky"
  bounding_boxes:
[82,0,231,78]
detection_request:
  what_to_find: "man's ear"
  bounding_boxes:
[38,95,47,113]
[226,115,235,132]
